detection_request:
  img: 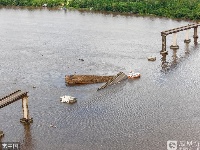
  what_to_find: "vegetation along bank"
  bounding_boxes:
[1,0,200,20]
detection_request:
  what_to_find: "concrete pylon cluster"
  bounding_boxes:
[170,26,198,49]
[161,23,199,53]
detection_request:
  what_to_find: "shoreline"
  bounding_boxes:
[0,5,198,23]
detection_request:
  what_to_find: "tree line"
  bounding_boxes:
[1,0,200,20]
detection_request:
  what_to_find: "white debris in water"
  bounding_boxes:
[147,56,156,61]
[60,95,77,103]
[50,124,57,128]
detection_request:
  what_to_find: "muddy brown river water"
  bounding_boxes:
[0,7,200,150]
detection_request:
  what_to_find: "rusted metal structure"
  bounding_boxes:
[0,90,33,123]
[161,23,200,53]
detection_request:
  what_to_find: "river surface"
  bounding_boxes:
[0,7,200,150]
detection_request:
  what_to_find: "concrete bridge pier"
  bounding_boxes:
[160,35,168,54]
[193,27,198,43]
[170,33,179,49]
[184,29,191,43]
[20,96,33,124]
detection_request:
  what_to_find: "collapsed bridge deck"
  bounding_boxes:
[0,90,28,109]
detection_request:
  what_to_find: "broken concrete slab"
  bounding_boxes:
[97,72,127,91]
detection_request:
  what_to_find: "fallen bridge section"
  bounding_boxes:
[0,90,33,124]
[97,72,127,91]
[65,74,114,85]
[0,90,27,108]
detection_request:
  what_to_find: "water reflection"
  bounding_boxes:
[161,53,169,71]
[171,48,178,66]
[194,40,198,46]
[161,43,194,71]
[185,43,190,54]
[160,48,178,71]
[21,124,33,150]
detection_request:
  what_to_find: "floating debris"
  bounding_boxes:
[128,71,141,79]
[50,124,57,128]
[60,95,77,104]
[147,56,156,61]
[78,58,84,61]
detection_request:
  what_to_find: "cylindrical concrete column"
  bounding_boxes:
[173,33,177,46]
[160,35,168,54]
[193,27,198,43]
[20,95,33,123]
[22,96,29,119]
[184,29,191,43]
[170,33,179,49]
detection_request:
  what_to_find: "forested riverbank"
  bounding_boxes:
[1,0,200,20]
[68,0,200,20]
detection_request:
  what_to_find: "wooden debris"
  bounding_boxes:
[65,75,114,85]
